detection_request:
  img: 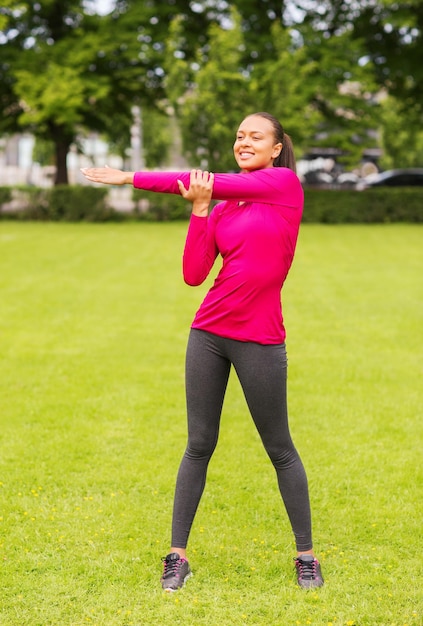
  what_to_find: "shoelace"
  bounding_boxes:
[162,556,183,579]
[296,558,317,580]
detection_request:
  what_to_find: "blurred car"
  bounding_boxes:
[336,172,360,188]
[356,168,423,190]
[301,170,335,188]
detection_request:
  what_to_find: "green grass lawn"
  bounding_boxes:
[0,221,422,626]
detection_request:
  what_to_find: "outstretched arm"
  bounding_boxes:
[80,166,134,185]
[134,168,302,205]
[80,165,215,219]
[81,166,302,207]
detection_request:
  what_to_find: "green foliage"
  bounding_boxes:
[176,8,254,171]
[248,23,322,156]
[1,1,422,181]
[302,188,423,223]
[0,185,122,222]
[167,6,382,168]
[132,189,191,221]
[229,0,285,63]
[141,109,174,169]
[0,186,12,206]
[292,31,379,164]
[0,0,15,31]
[14,64,87,129]
[163,16,193,109]
[103,107,173,168]
[352,0,423,120]
[32,137,55,166]
[0,222,422,625]
[0,1,187,183]
[2,185,422,223]
[377,96,423,169]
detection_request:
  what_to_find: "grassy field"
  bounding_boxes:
[0,221,422,626]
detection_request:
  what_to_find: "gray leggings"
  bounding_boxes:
[171,328,313,552]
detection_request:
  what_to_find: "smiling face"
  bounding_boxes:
[233,115,283,172]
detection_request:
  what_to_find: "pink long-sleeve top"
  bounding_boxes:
[133,168,303,344]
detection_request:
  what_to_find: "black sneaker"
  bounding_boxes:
[161,552,192,592]
[294,554,324,589]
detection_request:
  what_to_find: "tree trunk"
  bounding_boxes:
[48,121,73,185]
[54,135,71,185]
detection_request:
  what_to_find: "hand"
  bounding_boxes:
[80,166,134,186]
[178,169,214,216]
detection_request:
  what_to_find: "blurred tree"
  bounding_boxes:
[0,1,150,182]
[291,0,423,163]
[1,0,421,183]
[0,0,219,183]
[351,0,423,116]
[289,27,379,164]
[165,6,379,167]
[166,8,254,171]
[378,96,423,169]
[230,0,286,62]
[352,0,423,165]
[247,22,322,157]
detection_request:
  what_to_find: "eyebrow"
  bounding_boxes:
[236,129,265,135]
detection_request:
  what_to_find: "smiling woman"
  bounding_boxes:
[233,116,283,172]
[233,112,297,173]
[80,112,324,593]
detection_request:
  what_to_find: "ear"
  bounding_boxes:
[272,142,283,159]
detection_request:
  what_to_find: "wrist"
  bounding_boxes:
[192,204,209,217]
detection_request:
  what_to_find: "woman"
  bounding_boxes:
[81,112,324,591]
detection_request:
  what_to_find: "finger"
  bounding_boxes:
[177,179,188,196]
[191,169,200,184]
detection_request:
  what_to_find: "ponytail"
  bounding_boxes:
[273,133,296,173]
[252,112,297,173]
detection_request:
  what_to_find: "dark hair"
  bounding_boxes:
[250,111,297,173]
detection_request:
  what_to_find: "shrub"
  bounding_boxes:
[0,186,12,207]
[1,184,422,223]
[0,185,123,222]
[132,189,191,221]
[302,188,423,223]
